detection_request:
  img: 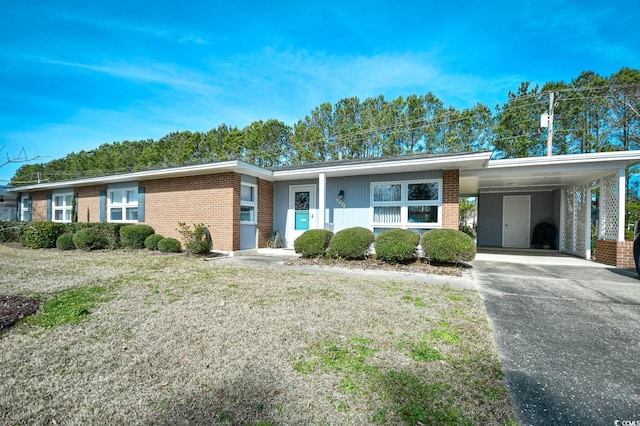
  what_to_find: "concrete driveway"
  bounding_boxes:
[472,250,640,425]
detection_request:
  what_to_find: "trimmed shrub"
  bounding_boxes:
[327,227,374,260]
[0,221,27,243]
[64,223,122,249]
[72,227,108,251]
[421,229,476,264]
[375,229,420,264]
[88,223,122,249]
[178,223,211,255]
[460,225,475,239]
[158,238,182,253]
[22,222,66,249]
[145,234,165,251]
[120,224,155,249]
[293,229,333,258]
[56,233,76,250]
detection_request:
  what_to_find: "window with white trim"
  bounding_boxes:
[20,195,29,221]
[53,192,73,223]
[108,187,138,223]
[371,179,442,230]
[240,183,257,223]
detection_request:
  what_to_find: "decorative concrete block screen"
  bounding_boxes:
[601,173,619,240]
[560,172,620,259]
[561,185,587,257]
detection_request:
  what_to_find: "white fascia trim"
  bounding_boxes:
[488,151,640,169]
[9,160,275,192]
[272,152,493,179]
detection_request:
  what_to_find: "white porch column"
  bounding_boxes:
[318,172,326,230]
[559,189,566,252]
[618,168,626,242]
[585,187,592,259]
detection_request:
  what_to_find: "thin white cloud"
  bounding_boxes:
[34,57,220,94]
[217,48,523,114]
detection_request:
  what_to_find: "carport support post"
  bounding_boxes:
[586,188,592,259]
[618,168,626,242]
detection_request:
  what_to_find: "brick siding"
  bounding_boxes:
[257,179,274,248]
[595,239,635,268]
[76,185,105,223]
[143,173,240,251]
[29,191,48,221]
[442,169,460,230]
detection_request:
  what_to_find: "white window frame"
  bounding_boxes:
[240,183,258,224]
[107,186,139,223]
[52,191,73,223]
[20,195,29,221]
[370,179,442,229]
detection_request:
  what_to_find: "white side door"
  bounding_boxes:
[503,195,531,248]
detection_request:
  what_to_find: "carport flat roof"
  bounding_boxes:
[460,150,640,195]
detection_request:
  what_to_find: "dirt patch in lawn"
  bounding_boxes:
[0,295,39,330]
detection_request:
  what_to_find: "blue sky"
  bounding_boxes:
[2,0,639,183]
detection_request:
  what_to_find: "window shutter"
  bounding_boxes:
[26,196,32,222]
[46,194,52,221]
[73,192,79,222]
[138,186,145,222]
[100,190,107,222]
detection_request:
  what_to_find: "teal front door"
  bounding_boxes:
[294,191,310,231]
[288,185,316,247]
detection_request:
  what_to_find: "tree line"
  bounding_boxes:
[11,67,640,185]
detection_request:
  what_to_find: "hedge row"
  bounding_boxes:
[0,221,185,253]
[293,227,476,264]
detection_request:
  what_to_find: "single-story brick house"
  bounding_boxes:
[8,150,640,267]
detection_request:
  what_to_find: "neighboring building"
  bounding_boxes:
[0,186,18,221]
[8,150,640,268]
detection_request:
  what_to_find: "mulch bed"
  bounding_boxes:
[286,256,468,276]
[0,295,40,330]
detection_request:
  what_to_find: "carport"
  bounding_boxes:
[471,247,640,424]
[461,151,640,267]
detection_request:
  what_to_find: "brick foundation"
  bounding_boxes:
[442,169,459,230]
[595,239,635,268]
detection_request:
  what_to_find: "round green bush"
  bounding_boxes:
[327,227,374,260]
[460,225,475,239]
[145,234,164,250]
[0,221,27,243]
[120,224,155,249]
[72,227,107,251]
[22,222,66,249]
[158,238,182,253]
[188,240,211,255]
[374,229,420,264]
[421,229,476,264]
[56,233,76,250]
[293,229,333,258]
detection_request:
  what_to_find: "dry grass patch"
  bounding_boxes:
[0,245,515,425]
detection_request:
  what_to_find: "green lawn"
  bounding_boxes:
[0,245,515,425]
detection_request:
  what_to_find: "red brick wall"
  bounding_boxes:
[595,239,634,268]
[143,172,240,251]
[442,169,460,230]
[29,191,48,221]
[76,185,105,223]
[257,179,274,248]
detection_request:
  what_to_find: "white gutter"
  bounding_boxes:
[8,160,274,192]
[487,150,640,169]
[272,151,493,179]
